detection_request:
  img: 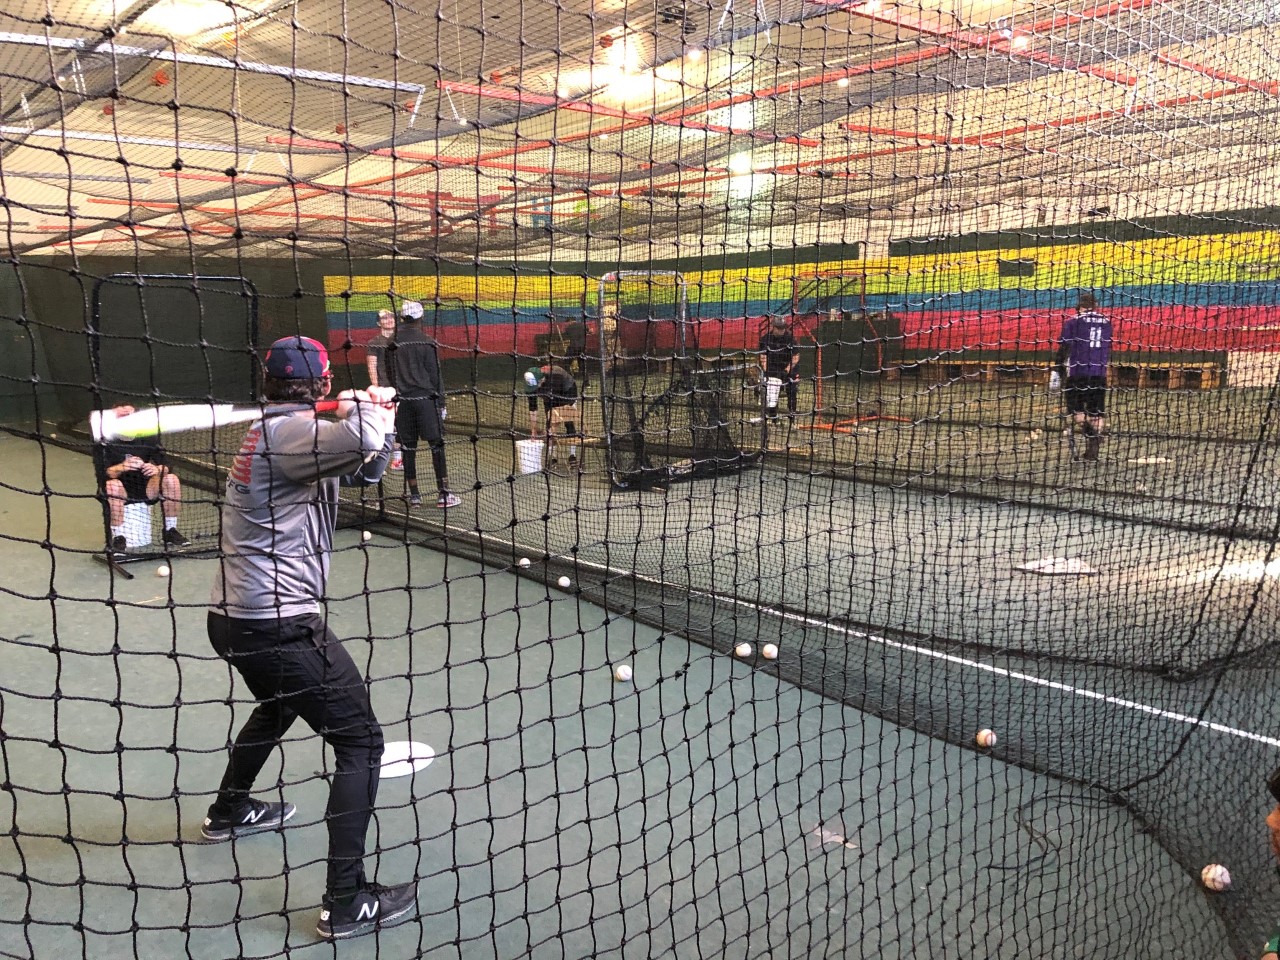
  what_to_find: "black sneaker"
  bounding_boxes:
[201,798,296,842]
[163,527,191,547]
[316,881,418,940]
[109,535,127,561]
[408,493,422,508]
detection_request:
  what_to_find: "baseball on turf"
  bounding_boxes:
[518,557,531,568]
[361,530,372,542]
[613,664,633,682]
[557,575,571,589]
[975,728,998,748]
[1201,864,1231,892]
[734,642,753,658]
[155,564,170,578]
[761,643,779,660]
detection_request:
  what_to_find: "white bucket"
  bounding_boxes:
[516,438,544,474]
[122,501,154,548]
[764,377,783,407]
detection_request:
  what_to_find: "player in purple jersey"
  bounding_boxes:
[1052,292,1112,462]
[201,336,417,941]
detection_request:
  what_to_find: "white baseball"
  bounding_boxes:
[1200,864,1231,892]
[613,664,633,682]
[761,643,779,660]
[518,557,531,568]
[734,642,753,658]
[558,575,571,589]
[49,433,57,440]
[975,728,997,748]
[362,530,372,542]
[155,564,170,578]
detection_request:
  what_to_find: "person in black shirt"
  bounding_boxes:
[758,316,800,419]
[364,309,396,389]
[95,405,191,558]
[524,363,580,473]
[390,301,458,508]
[365,308,403,469]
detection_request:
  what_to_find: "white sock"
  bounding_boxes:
[110,525,124,539]
[164,517,177,530]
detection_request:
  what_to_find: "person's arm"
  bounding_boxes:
[789,336,800,376]
[366,352,380,388]
[1054,318,1072,378]
[428,341,445,407]
[341,432,395,487]
[138,445,167,478]
[273,391,395,484]
[527,393,541,435]
[98,443,138,482]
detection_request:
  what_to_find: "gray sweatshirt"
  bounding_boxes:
[210,407,387,619]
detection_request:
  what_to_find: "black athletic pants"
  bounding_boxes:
[395,397,448,491]
[207,612,384,896]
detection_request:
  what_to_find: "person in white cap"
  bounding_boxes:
[390,300,459,508]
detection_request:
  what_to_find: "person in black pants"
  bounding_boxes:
[201,335,413,940]
[758,316,800,418]
[94,407,192,558]
[390,300,459,508]
[524,363,580,472]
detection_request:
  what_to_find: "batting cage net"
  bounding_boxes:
[4,2,1280,959]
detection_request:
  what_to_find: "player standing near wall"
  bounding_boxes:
[1051,292,1113,462]
[390,300,459,508]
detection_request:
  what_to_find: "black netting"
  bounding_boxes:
[5,4,1280,958]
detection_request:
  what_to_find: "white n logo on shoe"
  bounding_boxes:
[241,807,265,824]
[356,901,379,922]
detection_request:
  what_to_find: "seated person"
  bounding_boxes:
[95,405,190,556]
[523,363,580,472]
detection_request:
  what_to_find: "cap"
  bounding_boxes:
[400,300,424,321]
[771,316,787,330]
[524,368,544,389]
[264,336,331,380]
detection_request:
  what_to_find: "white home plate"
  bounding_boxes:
[379,741,435,779]
[1016,557,1098,576]
[1128,456,1170,465]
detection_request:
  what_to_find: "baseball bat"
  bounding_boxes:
[91,401,341,442]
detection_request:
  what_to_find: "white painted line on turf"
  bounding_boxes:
[558,554,1280,750]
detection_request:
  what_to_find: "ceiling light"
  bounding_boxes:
[727,153,754,175]
[727,101,754,130]
[132,0,237,38]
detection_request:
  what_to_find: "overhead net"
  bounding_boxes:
[3,3,1280,959]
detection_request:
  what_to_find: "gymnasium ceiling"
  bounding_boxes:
[2,0,1279,261]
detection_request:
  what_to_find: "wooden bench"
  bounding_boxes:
[903,359,1223,390]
